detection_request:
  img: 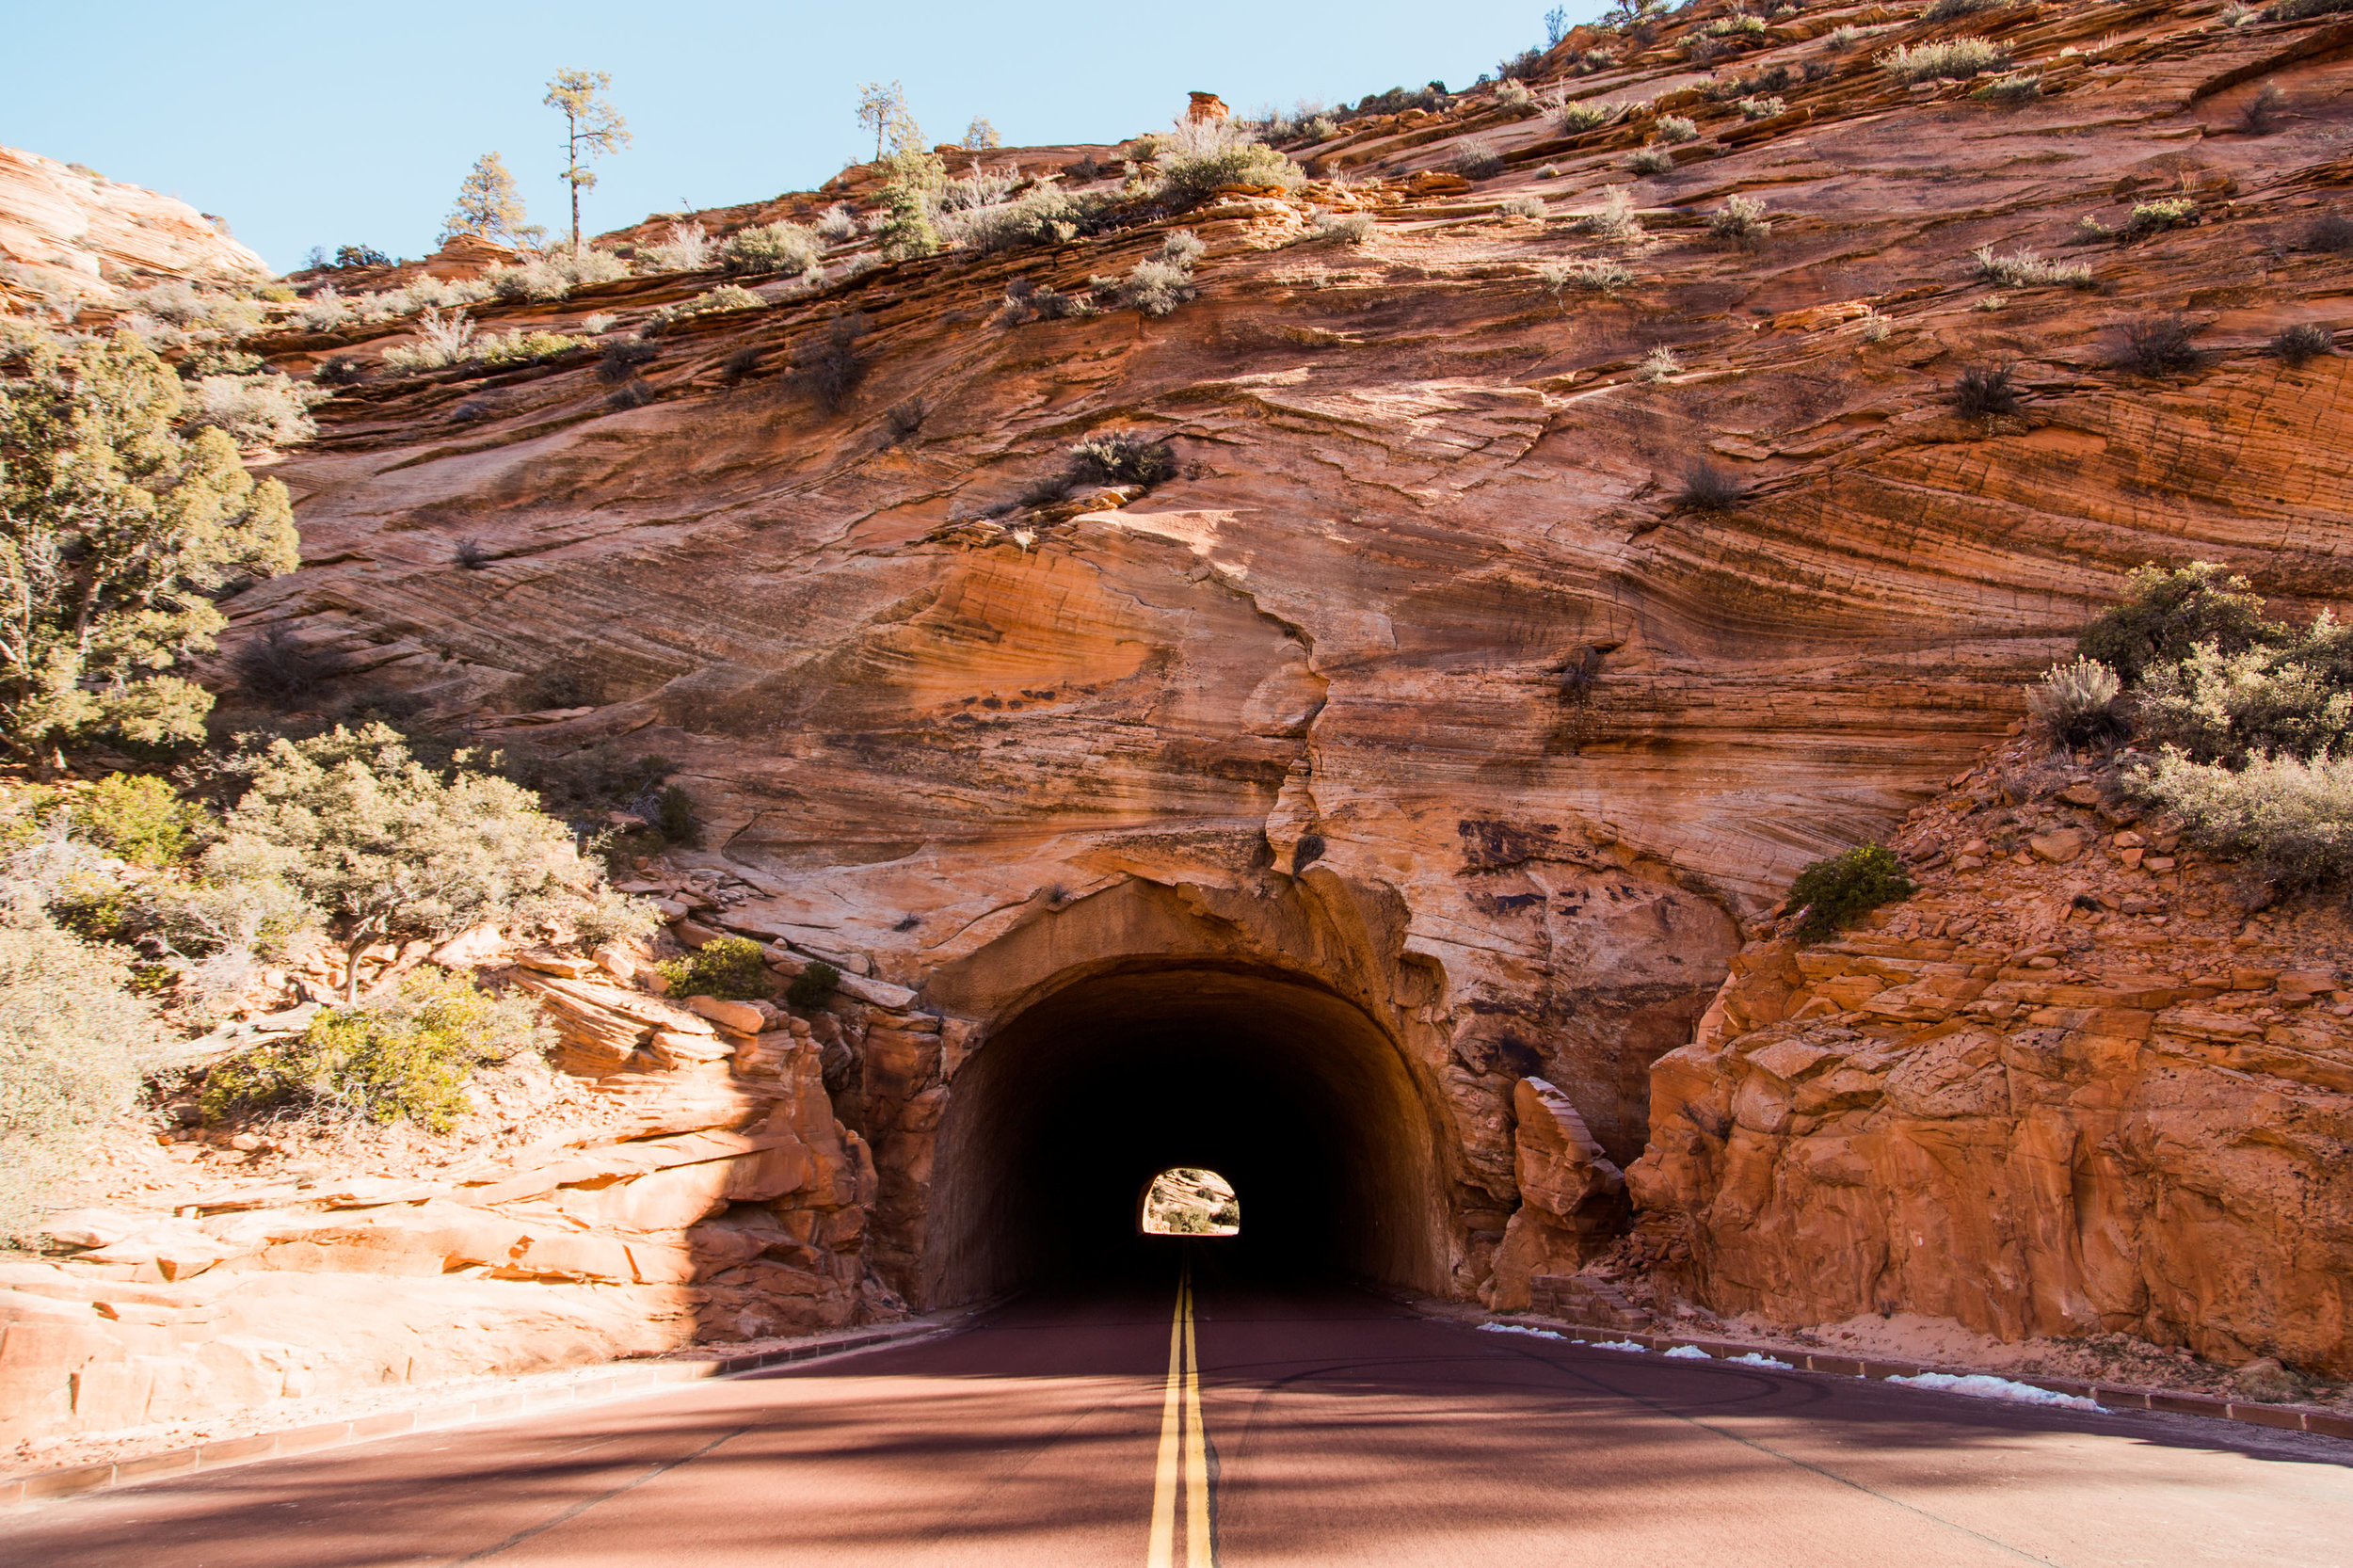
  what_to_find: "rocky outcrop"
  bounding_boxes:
[1483,1078,1627,1312]
[1626,736,2353,1374]
[0,1014,882,1448]
[0,143,269,298]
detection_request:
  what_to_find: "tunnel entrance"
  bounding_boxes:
[924,962,1448,1303]
[1141,1168,1241,1236]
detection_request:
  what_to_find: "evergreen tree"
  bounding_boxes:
[856,80,913,164]
[0,332,297,760]
[544,69,632,254]
[440,152,546,249]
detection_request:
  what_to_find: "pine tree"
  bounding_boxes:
[544,70,632,254]
[856,81,912,164]
[440,152,546,249]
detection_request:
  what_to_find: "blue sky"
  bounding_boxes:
[5,1,1585,275]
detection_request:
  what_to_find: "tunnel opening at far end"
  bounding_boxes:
[1141,1168,1241,1236]
[926,963,1448,1304]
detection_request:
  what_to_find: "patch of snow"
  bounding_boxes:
[1662,1344,1712,1360]
[1888,1371,2099,1411]
[1589,1338,1648,1352]
[1726,1352,1796,1369]
[1480,1322,1564,1340]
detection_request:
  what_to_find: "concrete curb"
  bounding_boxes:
[1,1316,955,1512]
[1488,1318,2353,1442]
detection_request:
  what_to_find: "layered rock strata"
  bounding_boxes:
[1627,736,2353,1373]
[0,143,268,303]
[0,983,880,1448]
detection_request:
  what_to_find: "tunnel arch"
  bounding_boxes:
[923,955,1450,1304]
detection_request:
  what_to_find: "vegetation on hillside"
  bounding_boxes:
[2018,566,2353,893]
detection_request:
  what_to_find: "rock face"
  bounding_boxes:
[0,1004,879,1448]
[200,0,2353,1346]
[1627,737,2353,1374]
[1483,1078,1627,1312]
[0,143,269,298]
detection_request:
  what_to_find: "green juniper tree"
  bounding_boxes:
[204,724,653,1002]
[0,332,297,761]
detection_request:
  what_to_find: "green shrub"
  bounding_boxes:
[0,333,297,756]
[786,959,840,1008]
[1304,209,1374,245]
[1880,39,2008,83]
[0,921,173,1236]
[1071,431,1177,488]
[1628,147,1677,175]
[2025,656,2123,747]
[2272,324,2335,365]
[472,328,587,368]
[640,221,715,273]
[1972,73,2042,105]
[1924,0,1998,19]
[2132,748,2353,891]
[1500,194,1546,220]
[656,784,701,847]
[876,184,940,260]
[1450,144,1507,181]
[2116,312,2204,376]
[649,286,766,331]
[185,373,327,449]
[2078,562,2275,684]
[1737,95,1786,120]
[1785,844,1914,942]
[656,934,771,1001]
[202,966,549,1131]
[202,723,647,1002]
[1952,362,2019,416]
[940,182,1102,253]
[72,775,208,867]
[1118,256,1196,317]
[484,248,629,303]
[2134,623,2353,764]
[1655,115,1700,143]
[2121,198,2198,240]
[1540,258,1635,296]
[1971,246,2093,289]
[1556,100,1623,133]
[1709,195,1771,246]
[1155,123,1305,208]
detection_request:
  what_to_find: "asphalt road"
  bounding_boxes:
[10,1258,2351,1566]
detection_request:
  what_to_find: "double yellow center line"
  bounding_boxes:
[1146,1259,1216,1567]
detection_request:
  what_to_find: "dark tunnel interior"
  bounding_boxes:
[924,964,1449,1304]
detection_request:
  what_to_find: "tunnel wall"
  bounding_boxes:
[912,872,1457,1305]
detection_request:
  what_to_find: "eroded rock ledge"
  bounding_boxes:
[1626,735,2353,1375]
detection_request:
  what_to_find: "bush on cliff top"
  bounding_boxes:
[202,966,549,1132]
[1154,120,1305,208]
[1785,844,1913,942]
[657,935,772,1002]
